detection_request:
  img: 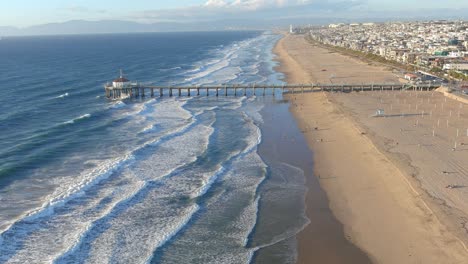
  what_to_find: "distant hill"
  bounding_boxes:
[0,19,326,36]
[1,20,183,36]
[0,26,19,36]
[1,9,467,37]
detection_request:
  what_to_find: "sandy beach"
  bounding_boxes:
[274,34,468,263]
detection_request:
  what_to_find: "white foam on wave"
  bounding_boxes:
[107,97,191,137]
[235,113,268,249]
[208,105,268,263]
[139,98,192,133]
[140,122,214,181]
[190,165,225,199]
[0,154,139,263]
[181,37,254,85]
[54,92,69,99]
[191,105,218,116]
[1,32,287,263]
[108,101,126,109]
[85,202,201,264]
[202,66,241,85]
[185,56,226,76]
[174,31,280,89]
[158,66,182,71]
[48,121,213,262]
[223,96,247,110]
[151,102,269,264]
[241,195,262,248]
[3,180,138,262]
[217,150,266,264]
[240,111,263,155]
[244,63,260,76]
[1,101,210,263]
[0,97,196,239]
[243,100,265,124]
[58,122,215,263]
[184,58,230,83]
[185,66,202,74]
[63,113,91,124]
[146,33,285,263]
[49,180,147,264]
[143,204,200,264]
[188,107,264,201]
[22,153,135,223]
[133,98,158,115]
[166,149,266,264]
[246,162,311,262]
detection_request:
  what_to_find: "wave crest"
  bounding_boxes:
[63,114,91,124]
[54,93,69,99]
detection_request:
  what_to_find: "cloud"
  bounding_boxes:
[65,6,90,13]
[205,0,229,7]
[205,0,362,11]
[204,0,314,10]
[130,0,364,23]
[63,5,107,14]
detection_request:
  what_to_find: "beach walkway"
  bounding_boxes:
[104,83,439,99]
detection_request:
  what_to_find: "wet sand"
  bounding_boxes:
[256,100,372,263]
[274,34,468,263]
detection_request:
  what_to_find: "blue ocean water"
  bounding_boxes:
[0,31,308,263]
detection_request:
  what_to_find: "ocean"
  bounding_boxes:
[0,31,309,263]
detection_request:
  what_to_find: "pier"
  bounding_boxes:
[104,83,441,99]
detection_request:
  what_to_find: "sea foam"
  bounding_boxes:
[63,113,91,124]
[54,92,69,99]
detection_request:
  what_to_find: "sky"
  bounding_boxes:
[2,0,468,27]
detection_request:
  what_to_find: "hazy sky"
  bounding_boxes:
[2,0,468,27]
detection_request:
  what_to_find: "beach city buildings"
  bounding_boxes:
[308,21,468,81]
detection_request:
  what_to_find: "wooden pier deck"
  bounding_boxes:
[104,83,440,99]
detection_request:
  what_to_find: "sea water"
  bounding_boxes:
[0,31,308,263]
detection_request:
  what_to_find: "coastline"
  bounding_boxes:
[274,33,468,263]
[255,99,372,263]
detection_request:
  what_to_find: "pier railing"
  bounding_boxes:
[104,83,440,99]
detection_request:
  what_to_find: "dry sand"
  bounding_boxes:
[274,34,468,263]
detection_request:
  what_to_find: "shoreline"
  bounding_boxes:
[256,96,372,263]
[273,33,468,263]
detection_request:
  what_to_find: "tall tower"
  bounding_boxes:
[290,25,294,34]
